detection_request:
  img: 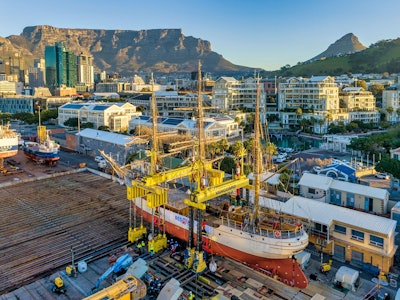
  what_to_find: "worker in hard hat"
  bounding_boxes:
[140,240,145,254]
[188,291,194,300]
[149,243,154,256]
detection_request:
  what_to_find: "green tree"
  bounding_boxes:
[98,125,110,131]
[64,118,79,128]
[376,158,400,179]
[353,79,367,90]
[296,108,302,127]
[318,119,325,134]
[386,106,394,122]
[220,156,236,175]
[218,138,229,156]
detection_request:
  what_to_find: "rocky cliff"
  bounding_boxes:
[309,33,367,61]
[3,25,252,74]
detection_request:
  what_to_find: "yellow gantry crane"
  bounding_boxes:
[126,63,249,274]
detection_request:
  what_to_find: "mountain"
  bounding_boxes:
[264,37,400,77]
[309,33,367,61]
[1,25,253,75]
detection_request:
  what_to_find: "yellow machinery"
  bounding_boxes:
[52,276,66,294]
[320,259,332,273]
[83,275,146,300]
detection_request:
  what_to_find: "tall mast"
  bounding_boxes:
[150,73,158,175]
[197,61,205,163]
[252,76,262,224]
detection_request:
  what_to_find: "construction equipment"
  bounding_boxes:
[91,253,133,293]
[83,275,146,300]
[52,276,66,294]
[66,247,77,277]
[320,259,332,273]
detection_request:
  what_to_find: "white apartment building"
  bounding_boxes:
[154,91,212,118]
[341,87,376,111]
[58,102,141,132]
[382,85,400,123]
[129,115,241,140]
[0,80,18,95]
[212,77,266,115]
[278,76,339,112]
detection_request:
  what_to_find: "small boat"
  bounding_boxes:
[22,131,60,165]
[22,109,60,165]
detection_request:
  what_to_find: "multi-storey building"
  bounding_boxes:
[212,77,266,115]
[0,80,17,95]
[260,196,397,273]
[0,95,34,113]
[95,82,124,93]
[278,76,381,132]
[341,87,376,111]
[58,102,141,132]
[278,76,339,112]
[382,84,400,123]
[77,53,94,91]
[129,115,241,140]
[28,59,46,88]
[45,42,77,92]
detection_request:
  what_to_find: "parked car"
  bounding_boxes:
[375,173,389,179]
[94,155,105,163]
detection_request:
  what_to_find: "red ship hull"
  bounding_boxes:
[137,207,308,289]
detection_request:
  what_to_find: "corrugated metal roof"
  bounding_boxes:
[330,180,388,199]
[248,172,281,185]
[299,173,388,199]
[298,173,333,190]
[260,196,396,235]
[77,128,137,146]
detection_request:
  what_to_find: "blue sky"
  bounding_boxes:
[1,0,399,71]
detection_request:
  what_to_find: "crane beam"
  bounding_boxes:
[184,176,249,210]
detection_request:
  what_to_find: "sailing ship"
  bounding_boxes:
[22,109,60,165]
[129,67,309,288]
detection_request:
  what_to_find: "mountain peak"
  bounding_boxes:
[310,33,366,61]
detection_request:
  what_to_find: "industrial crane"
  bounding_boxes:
[125,63,249,274]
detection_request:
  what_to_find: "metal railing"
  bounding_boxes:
[220,217,305,239]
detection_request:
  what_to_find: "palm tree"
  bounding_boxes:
[386,106,394,123]
[310,116,316,133]
[296,107,303,128]
[318,119,325,134]
[218,138,229,156]
[264,141,277,169]
[396,108,400,123]
[244,138,254,164]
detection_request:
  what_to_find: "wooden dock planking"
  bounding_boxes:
[0,172,130,294]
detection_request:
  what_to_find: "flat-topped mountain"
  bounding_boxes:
[3,25,253,74]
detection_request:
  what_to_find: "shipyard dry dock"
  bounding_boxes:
[0,170,129,295]
[1,170,397,300]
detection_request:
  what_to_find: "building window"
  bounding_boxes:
[370,235,384,248]
[351,229,364,242]
[309,188,316,194]
[334,224,346,234]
